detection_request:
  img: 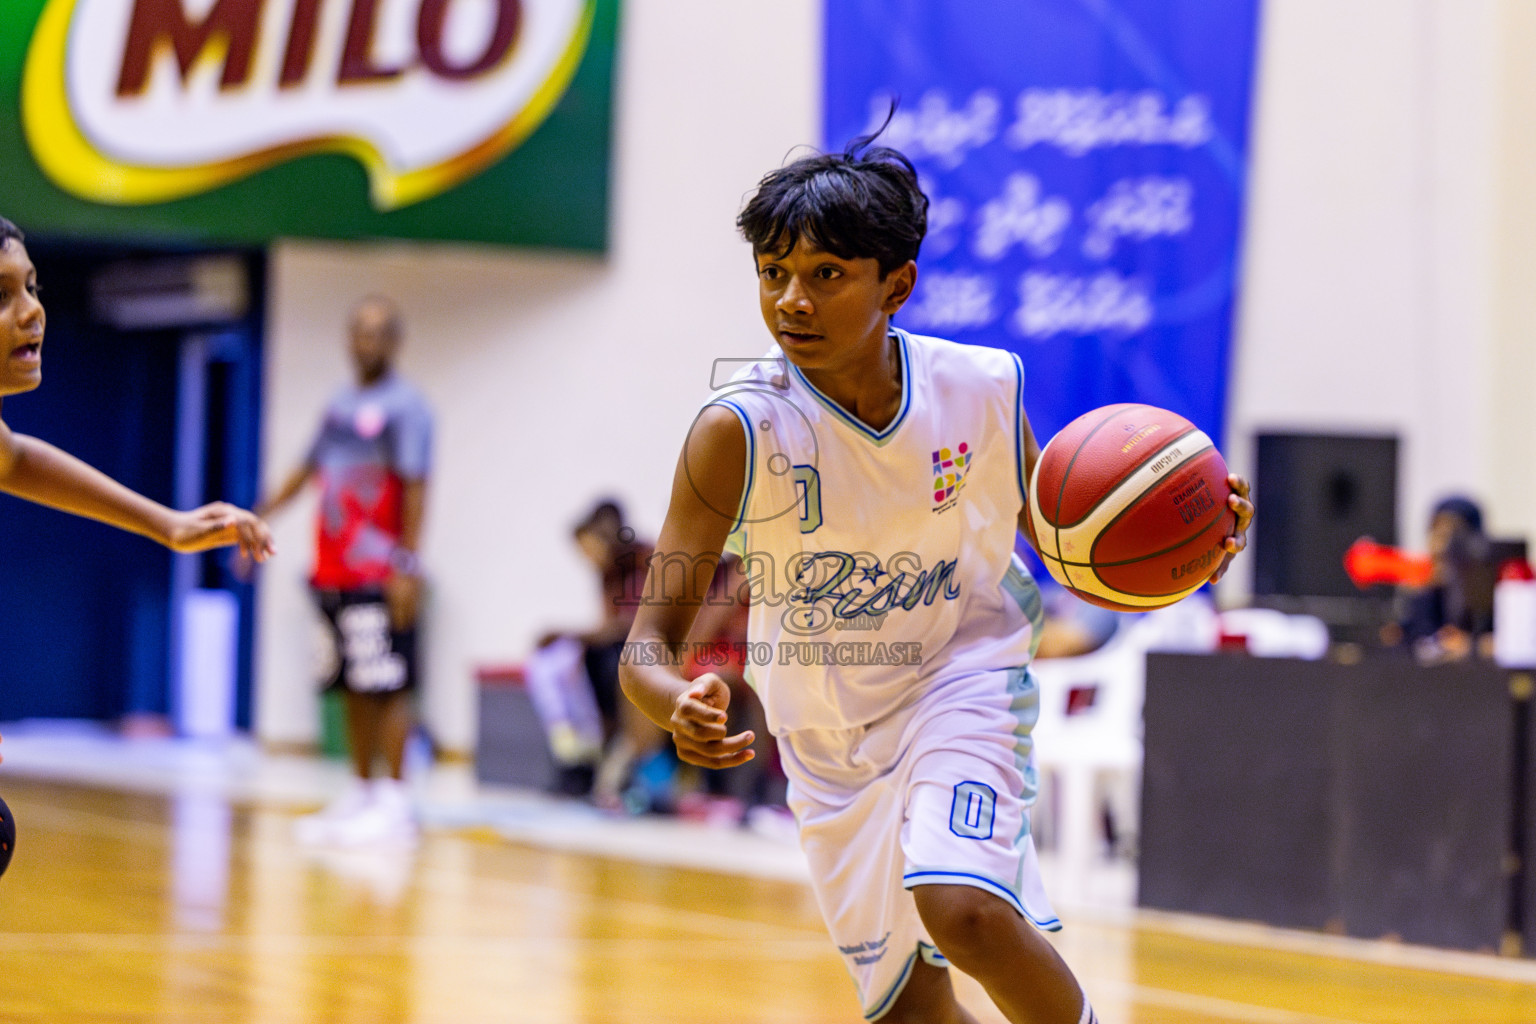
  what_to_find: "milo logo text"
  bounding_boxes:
[22,0,593,209]
[115,0,523,95]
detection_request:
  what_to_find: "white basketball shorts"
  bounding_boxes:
[779,666,1061,1020]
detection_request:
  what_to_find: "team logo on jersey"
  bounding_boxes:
[931,442,971,511]
[354,403,387,439]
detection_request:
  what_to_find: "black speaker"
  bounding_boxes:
[1254,433,1398,598]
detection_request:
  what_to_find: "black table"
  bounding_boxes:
[1139,652,1532,953]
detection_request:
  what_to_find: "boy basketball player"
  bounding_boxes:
[620,140,1254,1023]
[0,216,273,637]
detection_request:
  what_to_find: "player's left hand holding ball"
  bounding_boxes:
[1210,474,1255,584]
[166,502,276,563]
[670,674,756,769]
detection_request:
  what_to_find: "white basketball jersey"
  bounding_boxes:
[708,328,1045,735]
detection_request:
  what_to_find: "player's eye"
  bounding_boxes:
[759,265,782,280]
[816,266,842,280]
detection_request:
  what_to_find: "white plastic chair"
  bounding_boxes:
[1215,607,1329,659]
[1031,628,1146,882]
[1030,597,1219,881]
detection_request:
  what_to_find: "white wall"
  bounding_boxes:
[1223,0,1509,600]
[1487,0,1536,547]
[256,0,823,751]
[259,0,1536,748]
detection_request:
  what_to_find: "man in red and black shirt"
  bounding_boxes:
[260,295,433,845]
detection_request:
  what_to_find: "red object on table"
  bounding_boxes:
[1343,538,1433,589]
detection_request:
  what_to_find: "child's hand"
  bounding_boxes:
[167,503,277,563]
[1210,474,1255,584]
[669,674,756,769]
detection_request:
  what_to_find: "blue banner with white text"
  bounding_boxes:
[824,0,1260,449]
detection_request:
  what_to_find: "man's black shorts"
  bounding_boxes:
[314,587,418,695]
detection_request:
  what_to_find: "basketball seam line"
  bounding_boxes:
[1050,403,1147,593]
[1053,424,1199,530]
[1048,500,1230,572]
[1084,441,1220,568]
[1084,447,1234,596]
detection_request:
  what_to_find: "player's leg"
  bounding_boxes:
[296,590,385,843]
[331,604,418,843]
[880,959,983,1024]
[779,725,951,1022]
[343,689,384,778]
[333,690,415,842]
[377,689,411,780]
[372,608,418,782]
[367,687,416,837]
[912,884,1092,1024]
[899,667,1098,1024]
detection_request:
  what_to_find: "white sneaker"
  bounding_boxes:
[328,779,418,847]
[293,782,372,845]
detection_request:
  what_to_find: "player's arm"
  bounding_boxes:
[619,405,755,769]
[255,461,315,519]
[1015,404,1045,551]
[384,401,432,629]
[384,476,427,629]
[0,425,273,561]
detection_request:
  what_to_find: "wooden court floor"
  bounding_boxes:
[1,776,1535,1023]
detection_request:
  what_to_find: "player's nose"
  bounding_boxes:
[777,272,814,314]
[16,291,43,331]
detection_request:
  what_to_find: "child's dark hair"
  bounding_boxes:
[0,216,23,250]
[736,126,928,277]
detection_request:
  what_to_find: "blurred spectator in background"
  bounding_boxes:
[258,295,433,845]
[529,499,671,806]
[1017,538,1128,660]
[1034,580,1126,659]
[1382,495,1494,663]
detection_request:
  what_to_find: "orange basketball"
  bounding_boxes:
[1025,404,1236,610]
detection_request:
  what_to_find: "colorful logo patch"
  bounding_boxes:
[932,442,971,504]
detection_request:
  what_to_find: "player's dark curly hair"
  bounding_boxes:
[0,216,24,249]
[736,120,928,278]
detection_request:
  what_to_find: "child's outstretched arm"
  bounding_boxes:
[619,405,755,770]
[0,420,274,562]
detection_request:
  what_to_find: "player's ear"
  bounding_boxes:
[881,261,917,315]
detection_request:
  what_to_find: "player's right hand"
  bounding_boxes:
[670,674,755,769]
[168,503,277,563]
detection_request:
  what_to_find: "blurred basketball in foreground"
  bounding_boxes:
[1027,404,1236,610]
[0,794,13,878]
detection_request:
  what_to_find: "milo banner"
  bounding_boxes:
[0,0,619,248]
[825,0,1260,446]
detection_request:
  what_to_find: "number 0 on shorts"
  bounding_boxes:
[948,781,997,840]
